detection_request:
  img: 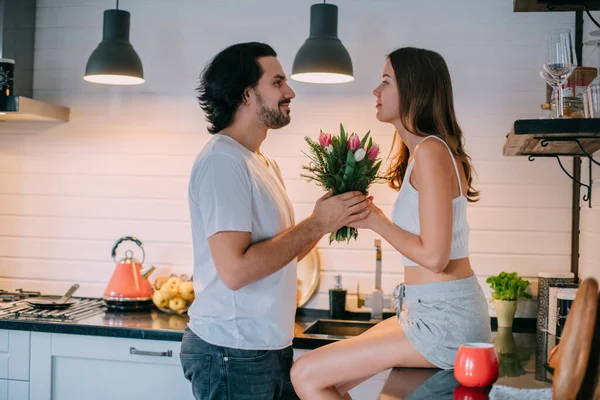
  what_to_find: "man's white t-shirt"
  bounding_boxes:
[187,134,297,350]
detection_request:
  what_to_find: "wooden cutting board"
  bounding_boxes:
[552,278,599,400]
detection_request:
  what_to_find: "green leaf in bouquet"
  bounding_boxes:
[342,150,356,181]
[358,164,368,177]
[340,124,346,142]
[329,136,338,154]
[303,141,326,169]
[368,137,373,150]
[360,131,371,148]
[300,149,319,167]
[334,174,343,191]
[374,160,383,171]
[325,148,334,171]
[331,135,339,148]
[333,141,347,173]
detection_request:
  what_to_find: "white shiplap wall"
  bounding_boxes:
[580,14,600,283]
[0,0,577,317]
[579,155,600,282]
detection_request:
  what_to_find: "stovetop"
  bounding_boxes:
[0,288,42,302]
[0,289,106,323]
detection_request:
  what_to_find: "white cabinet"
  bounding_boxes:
[30,332,193,400]
[0,330,30,381]
[0,330,30,400]
[0,328,385,400]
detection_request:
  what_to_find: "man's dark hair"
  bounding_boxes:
[196,42,277,134]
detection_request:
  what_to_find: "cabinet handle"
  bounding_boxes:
[129,347,173,357]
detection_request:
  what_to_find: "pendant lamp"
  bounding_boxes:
[291,1,354,84]
[84,0,144,85]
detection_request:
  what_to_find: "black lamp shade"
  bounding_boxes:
[84,9,144,85]
[291,3,354,84]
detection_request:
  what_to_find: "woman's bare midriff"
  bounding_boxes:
[404,258,474,285]
[404,148,474,285]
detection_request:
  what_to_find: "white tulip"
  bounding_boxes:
[325,144,333,154]
[354,148,366,162]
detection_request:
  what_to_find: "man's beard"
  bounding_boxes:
[256,91,291,129]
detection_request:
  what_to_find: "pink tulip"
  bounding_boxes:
[319,131,332,147]
[348,134,360,152]
[367,144,380,161]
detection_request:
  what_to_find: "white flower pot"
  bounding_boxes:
[494,300,517,328]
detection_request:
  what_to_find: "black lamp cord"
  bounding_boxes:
[585,4,600,30]
[116,0,119,10]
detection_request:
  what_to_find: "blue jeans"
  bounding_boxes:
[180,327,299,400]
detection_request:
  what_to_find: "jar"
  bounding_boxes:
[546,66,597,103]
[544,66,597,118]
[550,96,584,118]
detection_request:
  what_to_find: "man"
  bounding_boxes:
[180,42,369,400]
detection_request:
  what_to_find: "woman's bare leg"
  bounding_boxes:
[291,316,436,400]
[333,318,397,397]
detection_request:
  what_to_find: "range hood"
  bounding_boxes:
[0,0,69,121]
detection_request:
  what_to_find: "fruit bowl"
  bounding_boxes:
[151,274,195,315]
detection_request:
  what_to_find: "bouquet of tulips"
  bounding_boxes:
[301,124,385,244]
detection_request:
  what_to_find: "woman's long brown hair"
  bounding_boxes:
[386,47,479,202]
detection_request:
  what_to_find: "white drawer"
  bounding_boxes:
[0,330,30,381]
[51,333,182,365]
[30,333,192,400]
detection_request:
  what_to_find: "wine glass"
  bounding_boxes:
[542,29,577,118]
[540,70,560,118]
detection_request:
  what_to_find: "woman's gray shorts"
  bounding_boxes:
[394,275,492,369]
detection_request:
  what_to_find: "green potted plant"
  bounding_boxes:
[486,272,532,328]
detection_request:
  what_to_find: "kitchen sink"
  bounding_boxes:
[302,319,378,338]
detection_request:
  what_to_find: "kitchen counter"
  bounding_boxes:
[0,304,554,398]
[0,305,536,348]
[0,305,368,345]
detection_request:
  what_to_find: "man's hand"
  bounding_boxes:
[311,191,370,234]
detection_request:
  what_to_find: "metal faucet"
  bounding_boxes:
[356,239,389,320]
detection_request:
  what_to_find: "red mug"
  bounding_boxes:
[454,343,499,387]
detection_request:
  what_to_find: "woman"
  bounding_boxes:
[290,47,491,400]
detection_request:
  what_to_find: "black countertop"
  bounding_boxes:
[0,305,536,347]
[0,308,189,341]
[0,306,396,346]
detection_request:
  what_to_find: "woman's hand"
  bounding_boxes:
[347,197,387,230]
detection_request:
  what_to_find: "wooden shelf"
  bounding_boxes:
[0,96,70,122]
[514,0,600,11]
[503,119,600,156]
